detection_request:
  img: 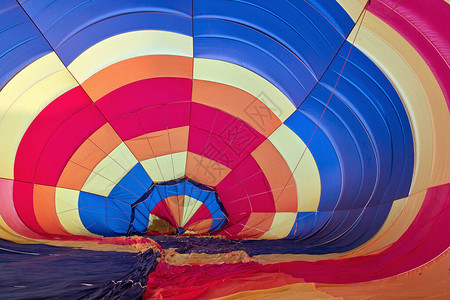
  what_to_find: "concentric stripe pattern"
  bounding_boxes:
[0,0,447,258]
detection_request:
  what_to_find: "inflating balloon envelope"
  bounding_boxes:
[0,0,448,299]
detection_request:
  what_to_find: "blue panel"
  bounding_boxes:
[286,211,332,239]
[284,40,414,248]
[321,202,391,250]
[79,163,153,236]
[79,192,131,236]
[20,0,192,65]
[79,192,109,235]
[285,112,342,211]
[303,209,363,245]
[336,44,414,202]
[299,98,366,210]
[0,0,51,88]
[105,198,132,235]
[194,0,354,107]
[108,163,153,204]
[194,19,313,107]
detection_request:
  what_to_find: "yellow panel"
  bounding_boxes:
[260,212,297,239]
[336,0,366,22]
[68,30,193,83]
[82,143,138,196]
[0,53,78,179]
[181,196,203,227]
[55,187,98,236]
[348,12,449,193]
[268,125,321,212]
[193,58,296,122]
[141,151,187,182]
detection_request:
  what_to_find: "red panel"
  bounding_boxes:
[111,102,192,141]
[184,204,212,228]
[216,171,251,236]
[109,112,146,141]
[151,200,177,228]
[96,77,192,120]
[14,87,92,183]
[143,261,302,299]
[190,102,216,132]
[0,178,43,238]
[188,106,265,170]
[188,127,240,169]
[13,181,46,235]
[34,104,106,186]
[12,87,104,235]
[190,103,266,162]
[165,102,191,129]
[232,155,275,213]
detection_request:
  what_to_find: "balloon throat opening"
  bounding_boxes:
[124,178,228,237]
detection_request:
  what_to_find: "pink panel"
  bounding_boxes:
[0,178,42,238]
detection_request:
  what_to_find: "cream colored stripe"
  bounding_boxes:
[55,187,99,236]
[336,0,367,22]
[339,12,450,255]
[69,31,193,83]
[349,12,450,192]
[141,151,187,183]
[82,143,138,197]
[260,212,297,239]
[0,53,78,179]
[181,196,203,227]
[268,125,321,212]
[193,58,296,122]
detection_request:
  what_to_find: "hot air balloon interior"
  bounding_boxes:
[0,0,449,299]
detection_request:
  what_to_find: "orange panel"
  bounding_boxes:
[252,140,297,212]
[125,126,189,161]
[238,212,275,239]
[57,161,92,190]
[185,152,231,187]
[185,218,213,235]
[165,195,184,228]
[88,123,123,153]
[57,124,122,190]
[33,184,70,236]
[82,55,193,101]
[192,80,281,137]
